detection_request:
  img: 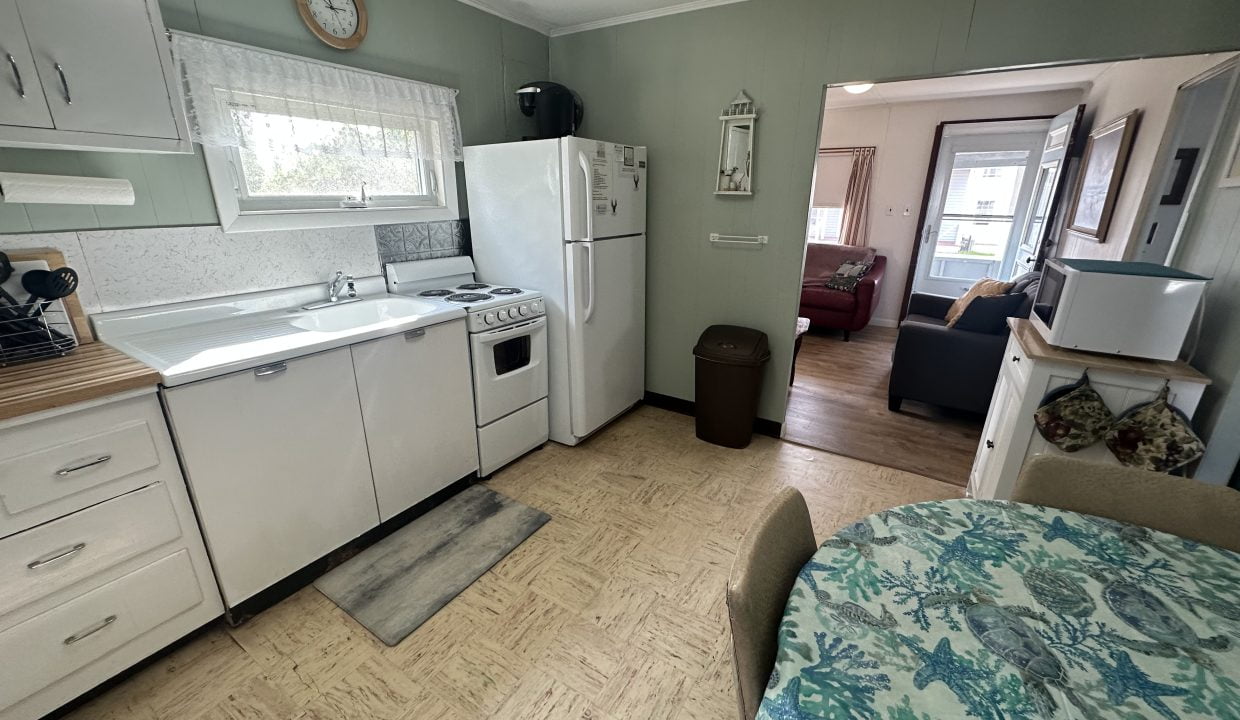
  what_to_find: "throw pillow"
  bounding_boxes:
[822,260,874,293]
[952,293,1025,333]
[946,277,1014,327]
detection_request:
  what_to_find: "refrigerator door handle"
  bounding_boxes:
[583,242,596,323]
[577,151,594,241]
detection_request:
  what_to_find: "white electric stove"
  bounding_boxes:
[387,257,549,475]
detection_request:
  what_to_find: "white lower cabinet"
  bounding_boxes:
[164,347,380,608]
[0,390,221,720]
[352,319,478,521]
[968,330,1209,500]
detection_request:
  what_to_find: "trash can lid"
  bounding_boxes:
[693,324,771,365]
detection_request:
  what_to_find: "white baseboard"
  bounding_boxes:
[870,317,899,328]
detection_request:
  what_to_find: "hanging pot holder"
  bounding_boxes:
[1033,372,1116,452]
[1105,383,1205,472]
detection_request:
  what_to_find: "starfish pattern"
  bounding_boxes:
[1094,649,1189,720]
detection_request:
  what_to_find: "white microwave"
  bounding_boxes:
[1031,258,1207,361]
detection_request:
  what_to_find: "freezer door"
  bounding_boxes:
[564,235,646,439]
[562,137,647,241]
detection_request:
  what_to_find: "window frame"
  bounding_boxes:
[806,205,844,244]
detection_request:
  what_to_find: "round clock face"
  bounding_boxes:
[305,0,360,40]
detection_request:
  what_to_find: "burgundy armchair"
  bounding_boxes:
[798,244,885,341]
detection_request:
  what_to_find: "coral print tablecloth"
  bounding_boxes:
[758,499,1240,720]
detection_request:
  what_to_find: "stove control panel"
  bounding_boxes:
[470,297,545,332]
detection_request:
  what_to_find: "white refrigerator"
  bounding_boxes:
[465,137,647,446]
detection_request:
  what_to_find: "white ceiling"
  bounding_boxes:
[824,63,1118,110]
[455,0,749,36]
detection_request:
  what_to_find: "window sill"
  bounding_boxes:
[219,205,457,234]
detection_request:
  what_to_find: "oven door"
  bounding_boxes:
[469,317,549,426]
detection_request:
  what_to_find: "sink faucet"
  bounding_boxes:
[327,271,357,303]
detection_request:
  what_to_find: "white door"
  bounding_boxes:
[969,370,1022,500]
[564,235,646,440]
[914,123,1047,297]
[0,0,53,128]
[1012,106,1084,276]
[352,320,479,522]
[562,137,647,241]
[17,0,179,139]
[163,348,379,606]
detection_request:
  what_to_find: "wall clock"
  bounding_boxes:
[295,0,368,50]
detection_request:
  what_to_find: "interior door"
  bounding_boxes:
[914,127,1046,297]
[17,0,179,139]
[0,0,52,128]
[1013,105,1084,276]
[564,235,646,440]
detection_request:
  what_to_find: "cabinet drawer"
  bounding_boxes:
[0,549,203,710]
[1003,334,1031,389]
[0,482,181,617]
[0,395,165,537]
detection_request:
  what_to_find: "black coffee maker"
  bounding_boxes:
[516,82,584,139]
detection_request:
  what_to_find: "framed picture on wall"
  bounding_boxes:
[1066,110,1141,242]
[1220,120,1240,188]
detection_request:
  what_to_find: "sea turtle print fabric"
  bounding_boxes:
[758,499,1240,720]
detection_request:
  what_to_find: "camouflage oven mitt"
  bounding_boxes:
[1105,383,1205,472]
[1033,372,1115,452]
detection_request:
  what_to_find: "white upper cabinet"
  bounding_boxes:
[0,0,191,153]
[0,0,53,129]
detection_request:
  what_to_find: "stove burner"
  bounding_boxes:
[491,287,522,295]
[457,283,490,290]
[418,289,453,297]
[445,292,492,303]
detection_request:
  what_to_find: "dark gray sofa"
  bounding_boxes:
[887,273,1040,415]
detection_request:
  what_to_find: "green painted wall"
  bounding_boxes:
[0,0,548,234]
[549,0,1240,423]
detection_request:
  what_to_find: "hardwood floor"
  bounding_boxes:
[63,405,961,720]
[784,325,983,486]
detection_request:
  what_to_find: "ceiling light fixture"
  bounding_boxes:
[844,83,874,94]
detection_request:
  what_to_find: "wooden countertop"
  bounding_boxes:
[1008,318,1211,385]
[0,343,161,422]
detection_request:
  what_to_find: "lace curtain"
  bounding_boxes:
[170,32,463,163]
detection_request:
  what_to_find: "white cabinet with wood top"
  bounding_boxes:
[968,319,1210,501]
[163,347,381,609]
[0,0,191,153]
[0,389,221,720]
[352,319,479,521]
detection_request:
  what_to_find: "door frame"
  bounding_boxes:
[901,115,1055,318]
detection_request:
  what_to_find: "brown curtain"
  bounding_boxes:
[839,147,875,247]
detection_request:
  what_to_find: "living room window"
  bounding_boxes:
[807,206,844,243]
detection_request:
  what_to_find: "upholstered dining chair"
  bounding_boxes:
[726,487,817,720]
[1013,455,1240,553]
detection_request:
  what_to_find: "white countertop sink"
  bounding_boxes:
[94,281,463,386]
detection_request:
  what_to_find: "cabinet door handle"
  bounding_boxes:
[63,615,117,645]
[55,455,112,476]
[27,542,87,569]
[1012,355,1020,362]
[985,440,995,449]
[54,62,71,105]
[404,328,425,341]
[5,54,24,98]
[254,362,287,377]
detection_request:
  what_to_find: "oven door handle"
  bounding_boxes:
[476,317,546,344]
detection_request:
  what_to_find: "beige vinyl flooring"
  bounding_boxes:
[64,405,962,720]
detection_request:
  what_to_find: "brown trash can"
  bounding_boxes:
[693,325,771,448]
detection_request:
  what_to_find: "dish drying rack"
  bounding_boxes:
[0,298,78,367]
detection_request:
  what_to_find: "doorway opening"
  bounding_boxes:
[785,53,1234,486]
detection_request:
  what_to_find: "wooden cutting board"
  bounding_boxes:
[4,247,94,344]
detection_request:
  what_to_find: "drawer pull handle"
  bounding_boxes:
[6,53,25,98]
[55,455,112,476]
[1012,355,1021,363]
[63,615,117,645]
[254,362,287,377]
[405,328,425,340]
[985,440,995,449]
[27,542,87,569]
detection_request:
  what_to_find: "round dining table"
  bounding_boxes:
[757,498,1240,720]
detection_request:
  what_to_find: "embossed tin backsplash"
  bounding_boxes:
[375,220,468,265]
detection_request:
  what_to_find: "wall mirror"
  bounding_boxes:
[717,91,757,195]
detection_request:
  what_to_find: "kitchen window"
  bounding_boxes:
[171,32,462,232]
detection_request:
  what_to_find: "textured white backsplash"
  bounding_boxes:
[0,225,381,314]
